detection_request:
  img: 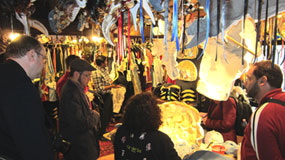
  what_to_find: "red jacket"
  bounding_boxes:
[205,97,237,142]
[56,71,70,99]
[241,88,285,160]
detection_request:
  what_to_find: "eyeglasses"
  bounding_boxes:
[36,52,47,62]
[244,74,261,83]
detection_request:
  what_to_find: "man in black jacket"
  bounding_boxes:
[0,35,54,160]
[59,58,100,160]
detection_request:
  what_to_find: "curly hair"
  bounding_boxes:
[253,60,283,88]
[122,92,162,133]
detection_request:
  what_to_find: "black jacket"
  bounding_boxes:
[114,125,181,160]
[0,60,54,160]
[59,79,100,160]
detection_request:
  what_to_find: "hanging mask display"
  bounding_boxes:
[177,60,198,82]
[48,0,87,34]
[48,0,76,34]
[176,49,202,105]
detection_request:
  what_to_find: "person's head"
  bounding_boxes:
[244,60,283,102]
[5,35,46,79]
[70,59,95,87]
[95,55,106,67]
[122,92,162,133]
[65,55,79,70]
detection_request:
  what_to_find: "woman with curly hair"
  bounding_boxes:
[114,92,181,160]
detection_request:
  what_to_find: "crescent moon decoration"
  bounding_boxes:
[29,19,49,36]
[101,3,122,46]
[130,3,140,31]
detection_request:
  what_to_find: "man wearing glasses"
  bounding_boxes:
[0,35,53,160]
[241,60,285,160]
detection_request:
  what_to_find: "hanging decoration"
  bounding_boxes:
[151,23,153,43]
[215,0,220,61]
[48,0,87,34]
[29,19,49,36]
[262,0,269,57]
[271,0,279,67]
[179,0,184,45]
[130,2,140,31]
[85,0,106,21]
[128,9,131,67]
[241,0,249,65]
[177,60,198,81]
[102,2,122,46]
[15,12,30,35]
[197,0,209,60]
[0,0,45,36]
[196,3,200,47]
[163,0,170,46]
[254,0,262,62]
[185,0,285,50]
[221,0,227,63]
[140,0,145,43]
[101,0,152,46]
[171,0,180,52]
[197,16,259,101]
[118,11,123,64]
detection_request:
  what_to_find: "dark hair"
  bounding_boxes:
[122,92,162,133]
[5,35,42,58]
[253,60,283,88]
[95,55,106,66]
[66,55,79,68]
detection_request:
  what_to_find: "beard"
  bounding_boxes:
[247,81,259,98]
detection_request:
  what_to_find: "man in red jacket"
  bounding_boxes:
[241,60,285,160]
